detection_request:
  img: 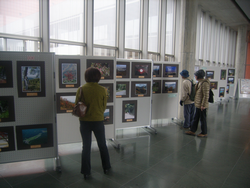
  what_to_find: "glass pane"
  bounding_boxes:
[0,0,39,36]
[147,53,159,61]
[125,0,140,49]
[165,0,174,55]
[0,38,5,51]
[93,48,116,57]
[25,40,40,52]
[50,0,84,42]
[50,43,83,55]
[124,51,140,59]
[7,39,23,51]
[148,0,160,52]
[94,0,116,46]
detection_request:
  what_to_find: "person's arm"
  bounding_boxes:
[102,88,107,111]
[201,82,209,110]
[181,80,190,102]
[75,87,81,105]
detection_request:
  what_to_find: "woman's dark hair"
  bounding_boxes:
[194,69,205,79]
[85,67,101,82]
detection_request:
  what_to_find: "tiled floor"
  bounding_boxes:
[1,99,250,188]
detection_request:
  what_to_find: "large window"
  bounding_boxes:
[165,0,175,55]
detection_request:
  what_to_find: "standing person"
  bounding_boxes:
[75,67,111,179]
[185,69,210,137]
[179,70,195,129]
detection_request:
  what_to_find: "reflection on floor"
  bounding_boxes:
[1,99,250,188]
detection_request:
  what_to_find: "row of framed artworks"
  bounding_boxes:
[210,82,230,97]
[205,69,235,82]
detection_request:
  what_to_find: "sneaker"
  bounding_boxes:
[185,131,195,136]
[197,133,207,137]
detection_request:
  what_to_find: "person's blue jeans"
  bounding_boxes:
[183,103,195,128]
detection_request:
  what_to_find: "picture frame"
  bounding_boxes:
[163,64,178,78]
[99,83,113,103]
[153,64,162,77]
[131,81,151,97]
[16,124,53,150]
[219,87,225,98]
[206,71,214,79]
[228,69,235,76]
[0,96,15,123]
[0,61,13,88]
[152,80,161,94]
[227,77,234,84]
[116,82,129,98]
[220,69,226,80]
[116,62,130,78]
[210,82,218,90]
[17,61,45,97]
[104,106,113,125]
[87,59,114,79]
[59,59,80,88]
[162,80,178,93]
[0,126,15,152]
[56,93,76,113]
[122,100,137,122]
[226,85,230,94]
[132,62,151,78]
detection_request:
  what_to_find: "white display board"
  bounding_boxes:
[238,79,250,98]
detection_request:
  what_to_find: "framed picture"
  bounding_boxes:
[162,80,178,93]
[104,106,113,125]
[17,61,45,97]
[56,93,76,113]
[226,85,230,94]
[163,64,178,78]
[99,83,113,103]
[59,59,80,88]
[220,69,226,80]
[227,77,234,84]
[228,69,235,76]
[210,82,218,90]
[0,126,15,152]
[0,61,13,88]
[16,124,53,150]
[87,59,114,79]
[131,81,151,97]
[116,62,130,78]
[0,96,15,123]
[132,62,151,78]
[153,64,162,77]
[152,80,161,94]
[122,100,137,122]
[206,71,214,79]
[219,87,225,98]
[116,82,129,98]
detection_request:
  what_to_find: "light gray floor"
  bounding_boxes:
[1,99,250,188]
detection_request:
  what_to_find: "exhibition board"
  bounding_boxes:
[237,79,250,98]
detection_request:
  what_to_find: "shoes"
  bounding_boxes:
[185,130,196,136]
[197,133,207,137]
[104,167,111,175]
[83,174,91,180]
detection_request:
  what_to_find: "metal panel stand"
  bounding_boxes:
[172,117,183,126]
[143,126,157,134]
[109,138,120,150]
[55,156,61,173]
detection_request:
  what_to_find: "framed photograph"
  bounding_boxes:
[152,80,161,94]
[162,80,178,93]
[122,100,137,122]
[116,82,129,98]
[210,82,218,90]
[99,83,113,103]
[16,124,53,150]
[17,61,45,97]
[220,69,226,80]
[0,96,15,123]
[59,59,80,88]
[87,59,114,79]
[0,126,15,152]
[104,106,113,125]
[132,62,151,78]
[153,64,162,77]
[227,77,234,84]
[226,85,230,94]
[116,62,130,78]
[228,69,235,76]
[0,61,13,88]
[219,87,225,98]
[163,64,178,78]
[206,71,214,79]
[56,93,76,113]
[131,81,151,97]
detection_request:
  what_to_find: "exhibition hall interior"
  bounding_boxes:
[0,0,250,187]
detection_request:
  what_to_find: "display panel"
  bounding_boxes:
[56,93,76,113]
[219,87,225,97]
[59,59,80,88]
[162,80,178,93]
[132,62,151,78]
[227,77,234,84]
[163,64,178,78]
[206,71,214,79]
[153,64,162,77]
[131,81,151,97]
[0,126,15,152]
[116,82,129,98]
[240,79,250,94]
[228,69,235,76]
[17,61,45,97]
[116,62,130,78]
[16,124,53,150]
[99,83,113,103]
[104,106,113,125]
[226,85,230,94]
[122,100,137,122]
[210,82,218,90]
[0,61,13,88]
[87,59,114,79]
[0,96,15,123]
[152,80,161,94]
[220,69,226,80]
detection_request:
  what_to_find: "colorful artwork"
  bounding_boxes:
[226,85,230,94]
[0,131,9,148]
[220,69,226,80]
[164,82,176,92]
[228,69,235,76]
[210,82,218,90]
[90,62,110,77]
[228,77,234,84]
[153,81,161,93]
[22,128,48,145]
[62,63,77,85]
[104,109,110,122]
[219,87,225,97]
[0,66,7,84]
[124,103,135,120]
[99,84,113,102]
[135,65,149,76]
[21,66,41,92]
[59,96,75,111]
[116,83,127,96]
[0,99,9,119]
[164,66,177,76]
[153,65,161,76]
[116,64,127,76]
[0,126,15,152]
[206,71,214,79]
[135,83,147,95]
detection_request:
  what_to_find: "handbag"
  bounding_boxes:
[72,86,87,118]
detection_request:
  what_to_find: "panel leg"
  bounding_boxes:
[143,126,157,134]
[55,156,61,173]
[109,138,120,150]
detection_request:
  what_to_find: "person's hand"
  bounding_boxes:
[201,106,206,111]
[180,100,183,106]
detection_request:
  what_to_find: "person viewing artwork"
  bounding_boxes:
[75,67,111,179]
